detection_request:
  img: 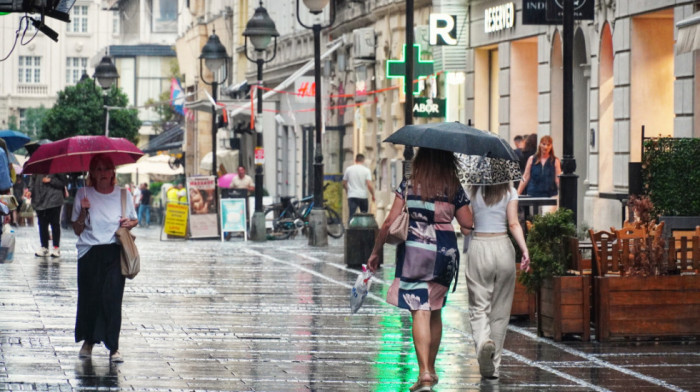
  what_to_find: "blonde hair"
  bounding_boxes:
[469,183,511,206]
[86,154,116,186]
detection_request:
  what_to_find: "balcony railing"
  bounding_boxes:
[17,84,48,95]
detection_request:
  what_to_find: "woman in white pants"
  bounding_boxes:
[465,183,529,381]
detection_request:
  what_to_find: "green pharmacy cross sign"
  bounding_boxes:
[386,44,434,95]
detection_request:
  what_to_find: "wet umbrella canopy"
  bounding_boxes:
[383,121,519,161]
[23,139,52,156]
[22,135,143,174]
[0,130,31,152]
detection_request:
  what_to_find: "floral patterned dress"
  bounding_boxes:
[386,179,470,311]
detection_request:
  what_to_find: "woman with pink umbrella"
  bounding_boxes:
[72,154,138,363]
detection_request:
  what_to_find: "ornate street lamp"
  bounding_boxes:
[199,29,231,237]
[93,56,119,137]
[243,1,279,242]
[297,0,334,246]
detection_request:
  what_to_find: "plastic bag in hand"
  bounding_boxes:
[350,265,373,314]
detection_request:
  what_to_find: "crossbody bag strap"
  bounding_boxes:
[120,188,127,218]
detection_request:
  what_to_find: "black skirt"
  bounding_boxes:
[75,243,125,351]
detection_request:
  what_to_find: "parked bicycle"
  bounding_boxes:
[264,193,344,240]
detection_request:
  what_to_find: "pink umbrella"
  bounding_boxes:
[218,172,236,188]
[22,135,143,174]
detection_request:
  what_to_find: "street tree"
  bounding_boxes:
[40,78,141,142]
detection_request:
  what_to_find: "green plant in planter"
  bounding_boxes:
[518,208,576,293]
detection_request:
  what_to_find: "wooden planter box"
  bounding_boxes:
[511,264,536,320]
[538,275,591,341]
[595,275,700,341]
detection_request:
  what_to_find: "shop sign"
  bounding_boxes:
[186,176,218,239]
[429,14,457,45]
[386,44,435,95]
[295,77,316,103]
[547,0,594,22]
[523,0,594,25]
[413,97,445,118]
[484,2,515,33]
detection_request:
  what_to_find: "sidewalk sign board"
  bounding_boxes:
[220,198,247,242]
[186,176,218,239]
[162,202,188,238]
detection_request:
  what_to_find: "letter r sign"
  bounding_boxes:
[429,14,457,46]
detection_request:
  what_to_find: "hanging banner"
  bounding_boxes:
[186,176,218,238]
[524,0,594,25]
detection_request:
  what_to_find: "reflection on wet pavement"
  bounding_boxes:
[0,225,698,391]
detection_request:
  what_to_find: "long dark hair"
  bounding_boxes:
[410,147,460,201]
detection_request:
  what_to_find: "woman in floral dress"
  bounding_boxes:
[368,147,473,392]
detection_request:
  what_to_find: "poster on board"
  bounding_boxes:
[186,176,218,238]
[220,198,247,242]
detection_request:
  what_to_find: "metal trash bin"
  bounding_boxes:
[345,213,382,268]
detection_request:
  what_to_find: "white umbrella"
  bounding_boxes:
[116,154,182,183]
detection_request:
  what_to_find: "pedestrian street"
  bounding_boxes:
[1,224,699,391]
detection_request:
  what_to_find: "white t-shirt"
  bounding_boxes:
[343,164,372,199]
[471,187,518,233]
[231,174,254,190]
[72,186,137,259]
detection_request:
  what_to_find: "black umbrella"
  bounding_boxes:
[24,139,52,156]
[383,121,519,161]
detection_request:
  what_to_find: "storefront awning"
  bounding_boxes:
[676,11,700,54]
[200,150,239,174]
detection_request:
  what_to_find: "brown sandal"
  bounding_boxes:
[409,372,434,392]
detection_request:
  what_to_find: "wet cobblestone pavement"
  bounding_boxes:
[1,225,699,391]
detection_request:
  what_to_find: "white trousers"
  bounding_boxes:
[465,235,515,378]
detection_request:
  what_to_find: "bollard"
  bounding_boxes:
[345,213,382,268]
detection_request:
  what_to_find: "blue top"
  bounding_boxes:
[0,149,12,192]
[525,157,557,197]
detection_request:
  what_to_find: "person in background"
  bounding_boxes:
[343,154,375,224]
[137,183,151,228]
[512,135,524,164]
[0,141,12,245]
[520,133,538,173]
[367,148,473,392]
[167,183,182,205]
[231,166,254,194]
[517,135,562,214]
[132,182,141,214]
[72,154,137,363]
[29,173,67,257]
[11,174,25,227]
[465,182,529,383]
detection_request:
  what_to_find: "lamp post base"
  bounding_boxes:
[250,211,267,242]
[308,208,328,246]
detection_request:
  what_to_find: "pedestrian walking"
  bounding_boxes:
[517,135,561,213]
[71,154,138,363]
[343,154,375,224]
[464,182,529,382]
[367,148,473,392]
[28,173,67,257]
[137,183,151,227]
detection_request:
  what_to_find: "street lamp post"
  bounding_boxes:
[94,56,119,137]
[243,1,279,242]
[297,0,334,247]
[199,30,231,237]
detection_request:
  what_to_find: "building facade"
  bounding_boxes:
[0,1,115,136]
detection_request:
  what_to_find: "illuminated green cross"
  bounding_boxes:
[386,44,435,95]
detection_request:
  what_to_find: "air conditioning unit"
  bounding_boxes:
[353,27,375,60]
